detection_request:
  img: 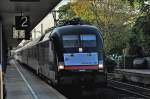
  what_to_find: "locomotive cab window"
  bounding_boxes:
[80,35,97,47]
[63,35,79,48]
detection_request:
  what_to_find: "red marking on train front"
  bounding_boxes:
[64,66,98,70]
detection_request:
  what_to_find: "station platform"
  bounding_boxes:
[0,64,2,99]
[5,60,67,99]
[114,69,150,85]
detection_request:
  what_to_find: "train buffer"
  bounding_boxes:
[5,59,67,99]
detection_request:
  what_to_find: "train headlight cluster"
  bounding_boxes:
[58,62,64,70]
[98,64,103,69]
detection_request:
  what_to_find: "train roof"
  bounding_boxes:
[16,36,43,52]
[52,25,102,36]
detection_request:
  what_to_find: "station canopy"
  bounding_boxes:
[0,0,61,47]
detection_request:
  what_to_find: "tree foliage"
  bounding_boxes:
[58,3,76,24]
[128,0,150,56]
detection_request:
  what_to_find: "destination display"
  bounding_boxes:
[64,52,98,66]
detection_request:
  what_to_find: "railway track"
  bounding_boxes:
[108,79,150,99]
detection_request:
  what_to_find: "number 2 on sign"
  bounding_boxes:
[21,16,28,27]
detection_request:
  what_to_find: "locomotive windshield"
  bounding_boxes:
[62,35,79,48]
[80,35,96,47]
[62,34,97,48]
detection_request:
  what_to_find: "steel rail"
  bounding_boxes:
[108,79,150,99]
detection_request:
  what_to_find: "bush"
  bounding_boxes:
[119,56,135,69]
[105,57,117,72]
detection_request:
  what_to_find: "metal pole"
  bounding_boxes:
[41,24,43,35]
[34,29,36,39]
[123,49,125,69]
[0,21,3,99]
[52,11,57,26]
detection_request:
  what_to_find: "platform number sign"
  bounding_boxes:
[15,16,30,30]
[13,26,25,39]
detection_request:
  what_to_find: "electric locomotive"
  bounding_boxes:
[51,25,105,85]
[15,25,106,86]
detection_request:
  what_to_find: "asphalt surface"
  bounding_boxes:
[5,60,66,99]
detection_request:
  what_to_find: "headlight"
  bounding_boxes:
[58,62,64,70]
[58,65,64,69]
[98,64,103,69]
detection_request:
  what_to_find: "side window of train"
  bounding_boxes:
[52,42,54,50]
[50,36,54,50]
[35,47,37,58]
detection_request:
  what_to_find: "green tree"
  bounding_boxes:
[127,0,150,56]
[71,0,138,55]
[58,3,76,24]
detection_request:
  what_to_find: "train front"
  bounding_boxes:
[54,25,106,85]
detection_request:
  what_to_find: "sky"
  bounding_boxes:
[31,0,70,39]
